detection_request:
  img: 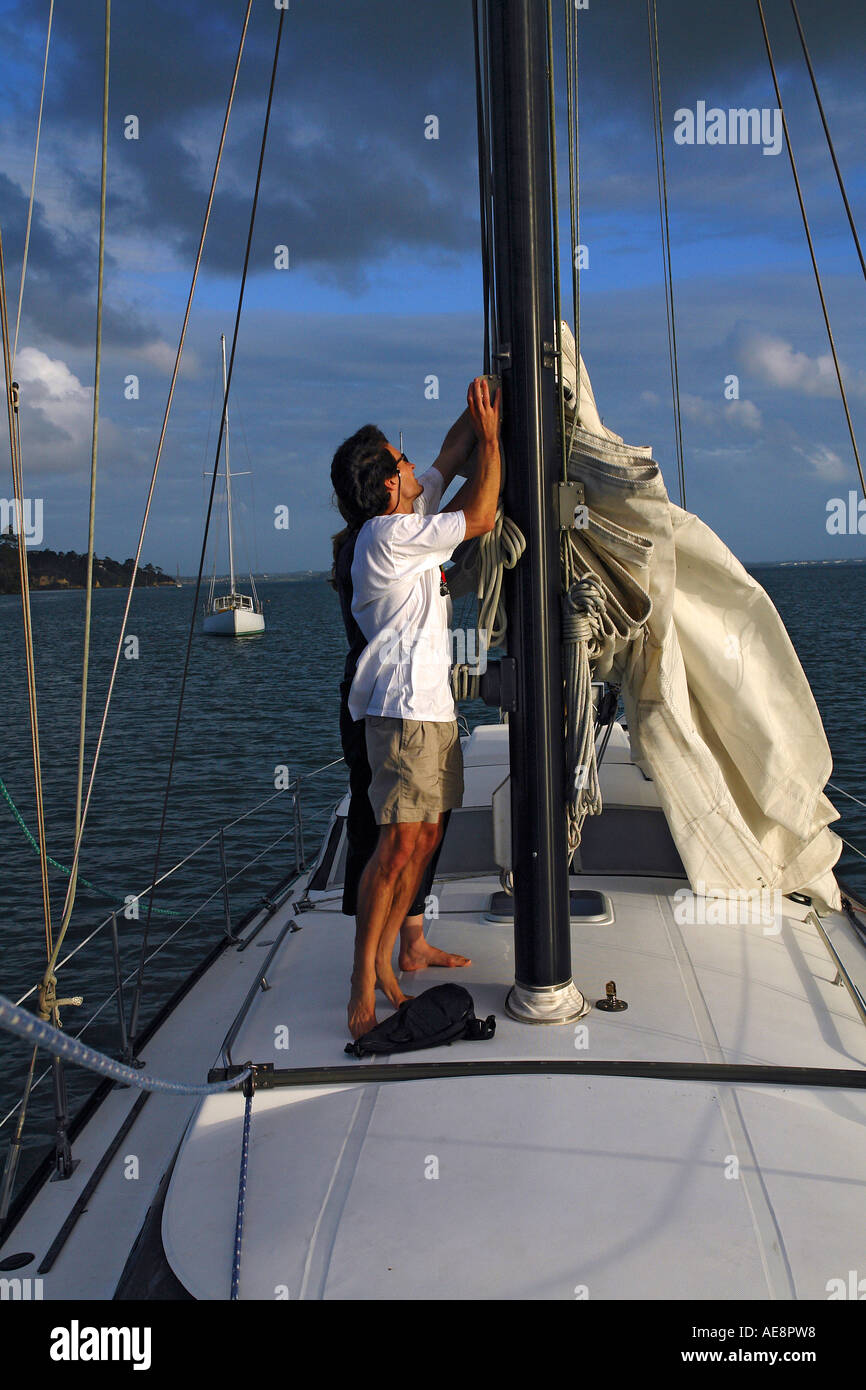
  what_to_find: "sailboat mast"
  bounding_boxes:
[486,0,585,1022]
[220,333,236,595]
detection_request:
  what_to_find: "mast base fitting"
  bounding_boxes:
[505,979,591,1025]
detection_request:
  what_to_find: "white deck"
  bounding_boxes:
[4,722,866,1300]
[161,874,866,1300]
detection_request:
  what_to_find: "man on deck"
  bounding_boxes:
[330,377,501,1037]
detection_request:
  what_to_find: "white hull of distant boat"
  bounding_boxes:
[202,334,265,639]
[202,600,265,637]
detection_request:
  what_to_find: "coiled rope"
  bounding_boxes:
[561,576,606,852]
[449,484,526,703]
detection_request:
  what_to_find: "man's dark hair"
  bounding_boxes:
[330,424,396,526]
[329,424,396,587]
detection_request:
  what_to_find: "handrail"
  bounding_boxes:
[809,910,866,1032]
[220,922,292,1068]
[11,757,347,1005]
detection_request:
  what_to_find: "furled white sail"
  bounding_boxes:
[559,322,842,913]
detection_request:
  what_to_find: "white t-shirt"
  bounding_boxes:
[348,468,466,722]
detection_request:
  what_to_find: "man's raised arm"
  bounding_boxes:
[441,378,501,540]
[432,405,478,489]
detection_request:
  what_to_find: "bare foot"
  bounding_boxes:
[398,940,472,972]
[374,958,414,1009]
[348,989,378,1040]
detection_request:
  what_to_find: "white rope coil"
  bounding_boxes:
[562,574,607,853]
[449,500,526,703]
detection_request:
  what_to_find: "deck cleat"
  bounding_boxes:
[596,980,628,1012]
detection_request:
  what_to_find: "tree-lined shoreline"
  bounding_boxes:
[0,531,174,593]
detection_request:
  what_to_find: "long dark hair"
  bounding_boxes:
[329,424,395,589]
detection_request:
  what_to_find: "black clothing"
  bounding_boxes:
[335,532,450,916]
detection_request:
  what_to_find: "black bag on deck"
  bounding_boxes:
[345,984,496,1059]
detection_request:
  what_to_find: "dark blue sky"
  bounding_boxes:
[2,0,865,569]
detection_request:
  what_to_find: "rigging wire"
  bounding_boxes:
[2,0,255,1212]
[12,0,54,368]
[127,4,287,1049]
[0,228,57,1217]
[53,0,256,951]
[0,241,53,961]
[647,0,687,510]
[755,0,866,502]
[57,0,111,957]
[2,1,110,1205]
[827,781,866,813]
[789,0,866,285]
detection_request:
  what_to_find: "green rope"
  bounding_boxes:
[1,774,179,915]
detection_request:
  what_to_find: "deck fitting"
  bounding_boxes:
[505,979,590,1024]
[596,980,628,1012]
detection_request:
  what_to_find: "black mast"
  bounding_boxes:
[486,0,587,1022]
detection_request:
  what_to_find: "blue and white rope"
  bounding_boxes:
[0,992,250,1095]
[230,1084,254,1299]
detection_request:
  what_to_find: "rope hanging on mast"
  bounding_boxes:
[450,0,526,702]
[565,0,581,442]
[755,0,866,503]
[472,0,494,374]
[546,0,568,488]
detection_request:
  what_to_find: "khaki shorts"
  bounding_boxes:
[364,716,464,824]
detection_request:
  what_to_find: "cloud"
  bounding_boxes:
[795,443,851,482]
[15,347,94,446]
[680,392,762,432]
[736,328,866,400]
[139,340,200,376]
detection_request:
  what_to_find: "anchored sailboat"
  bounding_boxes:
[202,334,264,637]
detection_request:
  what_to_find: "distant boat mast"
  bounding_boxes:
[221,333,236,597]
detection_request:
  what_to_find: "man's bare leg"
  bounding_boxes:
[373,822,440,1005]
[348,822,423,1039]
[396,811,472,970]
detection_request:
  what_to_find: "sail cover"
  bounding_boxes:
[559,323,842,913]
